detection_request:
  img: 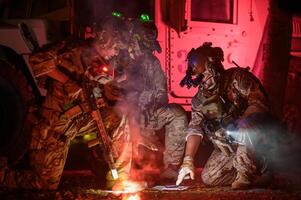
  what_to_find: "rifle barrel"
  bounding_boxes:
[232,60,240,68]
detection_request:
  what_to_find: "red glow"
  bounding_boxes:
[155,0,269,110]
[112,180,144,200]
[102,66,109,72]
[124,194,140,200]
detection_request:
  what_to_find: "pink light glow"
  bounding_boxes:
[155,0,269,110]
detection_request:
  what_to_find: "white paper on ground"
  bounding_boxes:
[152,185,189,191]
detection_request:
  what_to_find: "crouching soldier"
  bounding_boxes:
[106,19,188,186]
[0,30,123,190]
[176,42,276,189]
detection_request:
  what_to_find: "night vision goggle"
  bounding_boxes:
[180,48,203,89]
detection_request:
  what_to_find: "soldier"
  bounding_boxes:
[176,42,275,189]
[106,19,188,185]
[0,29,122,190]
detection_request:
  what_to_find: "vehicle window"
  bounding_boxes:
[191,0,234,23]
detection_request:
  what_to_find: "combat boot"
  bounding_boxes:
[231,172,252,190]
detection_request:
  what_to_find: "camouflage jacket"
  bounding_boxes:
[121,53,168,112]
[187,67,270,139]
[28,40,119,148]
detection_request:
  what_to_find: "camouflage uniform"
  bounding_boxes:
[101,19,188,186]
[116,52,188,168]
[0,41,103,190]
[187,66,271,186]
[101,18,188,172]
[136,54,187,167]
[2,88,90,189]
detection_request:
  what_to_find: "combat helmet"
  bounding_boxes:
[180,42,224,88]
[131,19,162,54]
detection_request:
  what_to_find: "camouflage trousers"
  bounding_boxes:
[1,115,86,190]
[144,103,188,167]
[2,143,70,190]
[106,103,188,187]
[201,144,261,186]
[201,113,275,186]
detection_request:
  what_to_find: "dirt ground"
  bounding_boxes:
[1,170,301,200]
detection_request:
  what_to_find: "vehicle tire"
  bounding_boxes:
[0,59,36,165]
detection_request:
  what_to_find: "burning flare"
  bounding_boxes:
[124,193,140,200]
[113,180,146,193]
[112,180,146,200]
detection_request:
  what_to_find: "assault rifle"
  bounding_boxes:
[81,78,119,180]
[201,117,236,145]
[201,100,245,145]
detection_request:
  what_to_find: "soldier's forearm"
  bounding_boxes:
[185,135,202,158]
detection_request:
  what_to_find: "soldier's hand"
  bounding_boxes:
[176,156,195,185]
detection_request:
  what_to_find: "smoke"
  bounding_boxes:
[113,98,164,186]
[237,113,301,176]
[267,130,301,172]
[111,51,165,185]
[262,126,301,187]
[84,2,165,185]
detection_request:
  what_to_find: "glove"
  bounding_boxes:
[176,156,195,185]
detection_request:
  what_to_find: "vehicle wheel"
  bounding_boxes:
[0,60,36,165]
